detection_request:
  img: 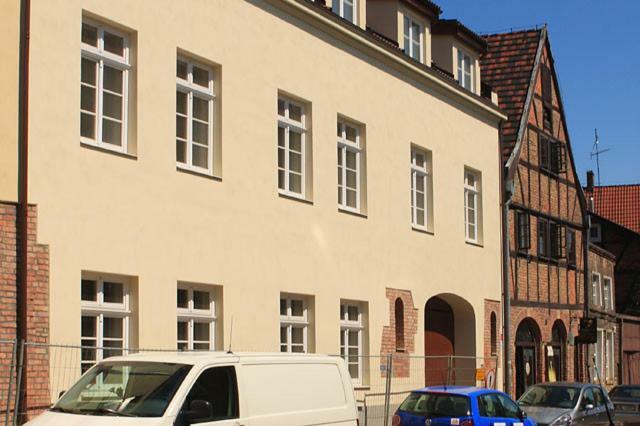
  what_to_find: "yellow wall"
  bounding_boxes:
[24,0,503,375]
[0,0,20,202]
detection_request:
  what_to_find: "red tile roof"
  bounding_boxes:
[586,184,640,234]
[481,29,542,163]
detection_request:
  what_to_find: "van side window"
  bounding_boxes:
[179,366,239,424]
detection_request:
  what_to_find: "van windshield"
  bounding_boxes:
[399,392,471,418]
[52,361,192,417]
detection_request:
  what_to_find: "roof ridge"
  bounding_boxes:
[587,183,640,189]
[480,24,546,37]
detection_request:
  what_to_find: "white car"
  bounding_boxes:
[26,352,358,426]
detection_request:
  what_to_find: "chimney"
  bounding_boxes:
[586,170,594,192]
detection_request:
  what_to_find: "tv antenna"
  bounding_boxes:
[227,315,234,354]
[590,128,611,186]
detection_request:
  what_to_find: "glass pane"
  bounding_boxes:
[345,125,357,142]
[103,66,123,94]
[403,16,410,39]
[338,165,343,185]
[177,289,188,308]
[81,58,97,85]
[340,331,345,346]
[176,91,187,114]
[177,342,188,351]
[416,192,425,209]
[103,32,124,57]
[176,115,187,138]
[289,130,302,152]
[292,345,304,353]
[289,173,302,194]
[193,290,210,310]
[346,150,357,169]
[467,207,476,225]
[277,99,285,117]
[81,341,96,361]
[192,66,209,88]
[466,192,476,211]
[193,97,209,122]
[278,169,285,191]
[280,299,287,316]
[291,327,304,344]
[103,282,124,304]
[343,2,353,22]
[103,92,122,120]
[278,126,285,148]
[194,342,210,351]
[81,113,95,139]
[340,305,346,319]
[81,280,97,301]
[337,122,343,137]
[338,186,343,205]
[103,317,123,338]
[289,103,302,123]
[176,140,186,163]
[346,189,357,208]
[468,224,476,240]
[414,152,425,168]
[416,209,425,226]
[192,121,209,145]
[349,363,358,378]
[81,316,96,337]
[177,321,188,340]
[289,152,301,173]
[176,60,188,80]
[347,306,358,321]
[290,299,304,317]
[81,23,98,46]
[278,146,285,169]
[280,326,287,344]
[81,86,96,112]
[348,330,358,346]
[465,172,476,188]
[416,175,425,192]
[346,170,357,189]
[193,322,210,341]
[192,145,209,169]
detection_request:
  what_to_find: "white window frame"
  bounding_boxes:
[332,0,357,24]
[592,273,602,307]
[80,277,130,372]
[337,120,361,213]
[457,49,474,92]
[340,302,364,384]
[80,19,130,153]
[277,98,307,199]
[411,147,430,231]
[603,276,613,311]
[177,285,216,351]
[464,169,480,243]
[605,330,615,381]
[176,57,215,175]
[403,15,424,63]
[594,329,604,380]
[280,296,308,353]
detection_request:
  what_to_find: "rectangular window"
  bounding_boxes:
[80,20,130,152]
[177,285,216,351]
[540,137,565,174]
[606,331,615,381]
[176,57,215,174]
[543,105,553,132]
[516,211,531,252]
[278,97,307,198]
[550,223,566,259]
[603,277,613,311]
[464,169,481,243]
[541,65,552,104]
[410,147,431,231]
[337,120,362,213]
[332,0,356,24]
[340,302,364,383]
[81,276,130,373]
[457,50,474,91]
[592,273,602,307]
[590,223,602,243]
[403,15,423,62]
[538,218,549,258]
[280,296,308,353]
[567,229,577,266]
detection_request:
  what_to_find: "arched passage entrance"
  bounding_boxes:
[548,320,567,382]
[424,294,476,385]
[515,318,541,397]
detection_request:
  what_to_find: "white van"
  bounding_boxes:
[26,352,358,426]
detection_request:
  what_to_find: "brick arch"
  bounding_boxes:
[380,288,418,378]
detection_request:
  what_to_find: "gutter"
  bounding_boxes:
[16,0,31,421]
[275,0,507,122]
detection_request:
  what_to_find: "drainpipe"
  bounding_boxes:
[582,217,590,382]
[502,168,513,395]
[16,0,31,421]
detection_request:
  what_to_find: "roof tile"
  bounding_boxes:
[586,185,640,234]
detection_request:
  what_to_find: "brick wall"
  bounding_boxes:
[0,202,50,420]
[380,288,418,378]
[483,299,501,385]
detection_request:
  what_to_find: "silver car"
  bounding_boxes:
[610,385,640,424]
[518,382,615,425]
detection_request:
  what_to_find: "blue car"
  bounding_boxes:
[393,386,536,426]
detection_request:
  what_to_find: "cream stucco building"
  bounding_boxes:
[1,0,506,397]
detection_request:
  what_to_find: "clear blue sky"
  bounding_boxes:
[437,0,640,186]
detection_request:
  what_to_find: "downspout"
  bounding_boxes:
[16,0,31,421]
[583,218,591,383]
[502,165,513,395]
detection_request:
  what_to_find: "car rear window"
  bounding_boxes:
[399,392,470,418]
[611,387,640,399]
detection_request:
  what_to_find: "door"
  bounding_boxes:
[576,387,597,424]
[425,297,455,385]
[515,347,536,398]
[175,365,245,426]
[477,392,524,426]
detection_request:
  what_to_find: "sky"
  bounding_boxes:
[436,0,640,186]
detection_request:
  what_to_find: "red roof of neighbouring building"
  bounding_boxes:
[586,184,640,234]
[481,29,542,163]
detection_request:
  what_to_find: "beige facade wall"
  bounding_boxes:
[15,0,503,386]
[0,0,20,202]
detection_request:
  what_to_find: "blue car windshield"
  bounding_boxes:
[518,385,580,409]
[399,392,471,418]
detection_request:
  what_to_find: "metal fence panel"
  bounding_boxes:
[0,339,18,426]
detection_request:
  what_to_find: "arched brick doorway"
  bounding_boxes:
[515,318,541,397]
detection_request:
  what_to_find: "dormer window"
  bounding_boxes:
[332,0,356,24]
[457,49,473,91]
[403,15,423,63]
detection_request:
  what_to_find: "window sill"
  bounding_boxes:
[465,239,484,248]
[338,207,367,219]
[353,385,371,391]
[80,141,137,160]
[176,165,222,181]
[278,191,313,205]
[411,226,434,236]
